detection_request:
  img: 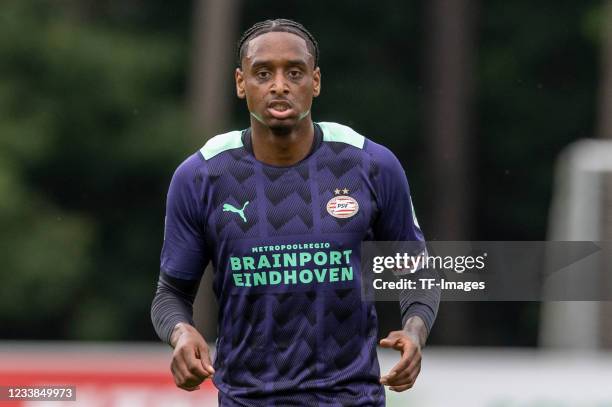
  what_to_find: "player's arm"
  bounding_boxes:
[369,142,440,391]
[150,154,213,391]
[151,272,215,390]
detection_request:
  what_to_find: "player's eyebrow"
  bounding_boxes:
[249,60,271,70]
[285,59,309,67]
[250,58,310,70]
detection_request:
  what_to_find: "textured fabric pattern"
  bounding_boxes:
[263,163,313,236]
[159,122,429,406]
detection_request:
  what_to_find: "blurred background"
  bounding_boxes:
[1,0,611,405]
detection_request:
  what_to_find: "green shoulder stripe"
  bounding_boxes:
[318,122,365,149]
[199,130,243,160]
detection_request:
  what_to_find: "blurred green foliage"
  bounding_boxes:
[0,0,191,339]
[476,1,602,240]
[0,0,605,343]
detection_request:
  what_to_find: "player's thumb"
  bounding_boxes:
[199,346,215,375]
[379,333,400,348]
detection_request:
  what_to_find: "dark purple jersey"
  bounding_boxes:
[160,122,425,407]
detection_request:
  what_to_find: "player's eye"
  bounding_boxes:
[256,71,271,80]
[288,70,303,80]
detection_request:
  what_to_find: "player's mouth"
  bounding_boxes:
[267,100,295,120]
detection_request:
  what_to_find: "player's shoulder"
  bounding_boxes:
[318,121,402,170]
[173,128,245,179]
[169,153,203,190]
[198,129,244,160]
[364,138,401,169]
[318,121,366,149]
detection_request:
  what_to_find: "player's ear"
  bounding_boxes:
[235,67,246,99]
[313,67,321,98]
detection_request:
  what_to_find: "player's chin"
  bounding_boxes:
[266,118,298,135]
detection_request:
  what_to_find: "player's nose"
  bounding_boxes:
[270,72,289,94]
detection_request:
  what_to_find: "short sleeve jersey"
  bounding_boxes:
[161,122,424,407]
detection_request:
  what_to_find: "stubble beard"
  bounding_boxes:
[268,121,293,136]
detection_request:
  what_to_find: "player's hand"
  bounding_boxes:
[170,323,215,391]
[379,330,422,392]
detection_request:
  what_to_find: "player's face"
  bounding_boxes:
[235,31,321,133]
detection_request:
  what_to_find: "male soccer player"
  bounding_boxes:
[151,19,440,406]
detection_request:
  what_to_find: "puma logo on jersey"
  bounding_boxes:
[223,201,250,222]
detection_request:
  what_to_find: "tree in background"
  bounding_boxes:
[0,0,191,339]
[188,0,242,342]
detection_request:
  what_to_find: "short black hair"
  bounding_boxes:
[237,19,319,68]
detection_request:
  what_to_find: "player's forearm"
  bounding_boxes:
[402,315,428,348]
[151,272,200,345]
[399,266,441,340]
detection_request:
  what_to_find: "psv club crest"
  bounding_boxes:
[327,188,359,219]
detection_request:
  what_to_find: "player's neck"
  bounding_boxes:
[250,118,315,166]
